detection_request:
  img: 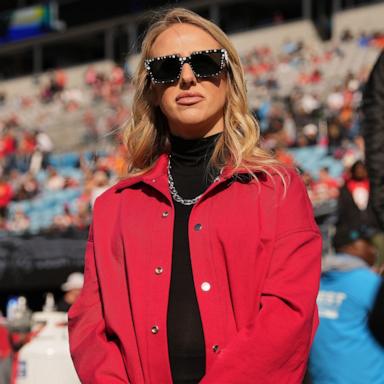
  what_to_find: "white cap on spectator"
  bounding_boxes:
[303,123,318,136]
[61,272,84,291]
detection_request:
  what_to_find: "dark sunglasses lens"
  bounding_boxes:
[191,52,223,77]
[149,57,180,83]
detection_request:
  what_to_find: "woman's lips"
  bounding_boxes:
[176,96,204,106]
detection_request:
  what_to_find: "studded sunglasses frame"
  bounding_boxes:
[144,48,229,85]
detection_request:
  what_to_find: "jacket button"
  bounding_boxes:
[194,223,202,231]
[212,345,220,353]
[152,178,156,183]
[155,267,163,275]
[162,211,169,218]
[201,282,211,291]
[151,325,159,334]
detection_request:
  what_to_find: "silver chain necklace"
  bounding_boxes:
[167,156,220,206]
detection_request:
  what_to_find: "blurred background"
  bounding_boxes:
[0,0,383,383]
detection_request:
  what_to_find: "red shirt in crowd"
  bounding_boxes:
[0,325,11,359]
[0,134,17,158]
[0,182,12,208]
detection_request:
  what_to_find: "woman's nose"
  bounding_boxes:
[179,63,197,85]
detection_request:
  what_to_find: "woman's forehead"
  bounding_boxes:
[149,23,220,57]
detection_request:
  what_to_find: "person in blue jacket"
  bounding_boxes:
[309,224,384,384]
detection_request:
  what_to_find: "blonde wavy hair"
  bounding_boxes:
[122,7,286,183]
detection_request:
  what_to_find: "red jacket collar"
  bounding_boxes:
[114,153,169,192]
[113,153,266,193]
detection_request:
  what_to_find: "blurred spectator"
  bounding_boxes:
[344,161,370,210]
[281,112,296,146]
[358,32,372,48]
[82,109,98,143]
[51,203,74,233]
[84,65,97,87]
[46,166,65,191]
[308,224,384,384]
[54,68,67,91]
[341,29,354,42]
[111,65,125,89]
[0,320,11,384]
[30,130,54,174]
[57,272,84,312]
[63,175,80,189]
[281,39,300,55]
[0,177,12,219]
[72,199,91,230]
[41,71,64,103]
[312,167,340,204]
[90,170,110,207]
[14,173,39,201]
[327,86,344,112]
[6,209,30,235]
[327,120,344,156]
[17,130,36,173]
[336,160,384,267]
[0,128,17,173]
[303,124,318,146]
[7,169,23,197]
[61,88,84,111]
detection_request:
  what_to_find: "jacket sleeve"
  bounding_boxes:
[362,50,384,230]
[200,170,322,384]
[368,278,384,347]
[68,225,130,383]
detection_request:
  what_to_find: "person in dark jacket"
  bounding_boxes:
[362,49,384,358]
[369,277,384,347]
[336,160,384,267]
[362,50,384,229]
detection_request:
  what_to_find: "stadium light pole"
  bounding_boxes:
[127,23,138,54]
[17,0,27,7]
[332,0,342,13]
[105,28,115,61]
[302,0,312,19]
[209,4,220,26]
[33,44,43,78]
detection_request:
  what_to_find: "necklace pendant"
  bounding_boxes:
[167,157,203,206]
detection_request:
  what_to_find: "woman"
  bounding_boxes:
[68,8,321,384]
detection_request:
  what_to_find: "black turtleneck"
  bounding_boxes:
[167,132,221,384]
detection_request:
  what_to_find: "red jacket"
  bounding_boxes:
[68,154,322,384]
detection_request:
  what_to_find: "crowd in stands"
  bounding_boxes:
[241,30,382,206]
[0,29,382,238]
[0,58,132,236]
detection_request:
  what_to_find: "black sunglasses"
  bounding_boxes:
[144,48,228,85]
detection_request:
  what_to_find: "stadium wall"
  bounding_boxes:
[0,60,115,98]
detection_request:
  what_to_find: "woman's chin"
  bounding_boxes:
[174,114,207,127]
